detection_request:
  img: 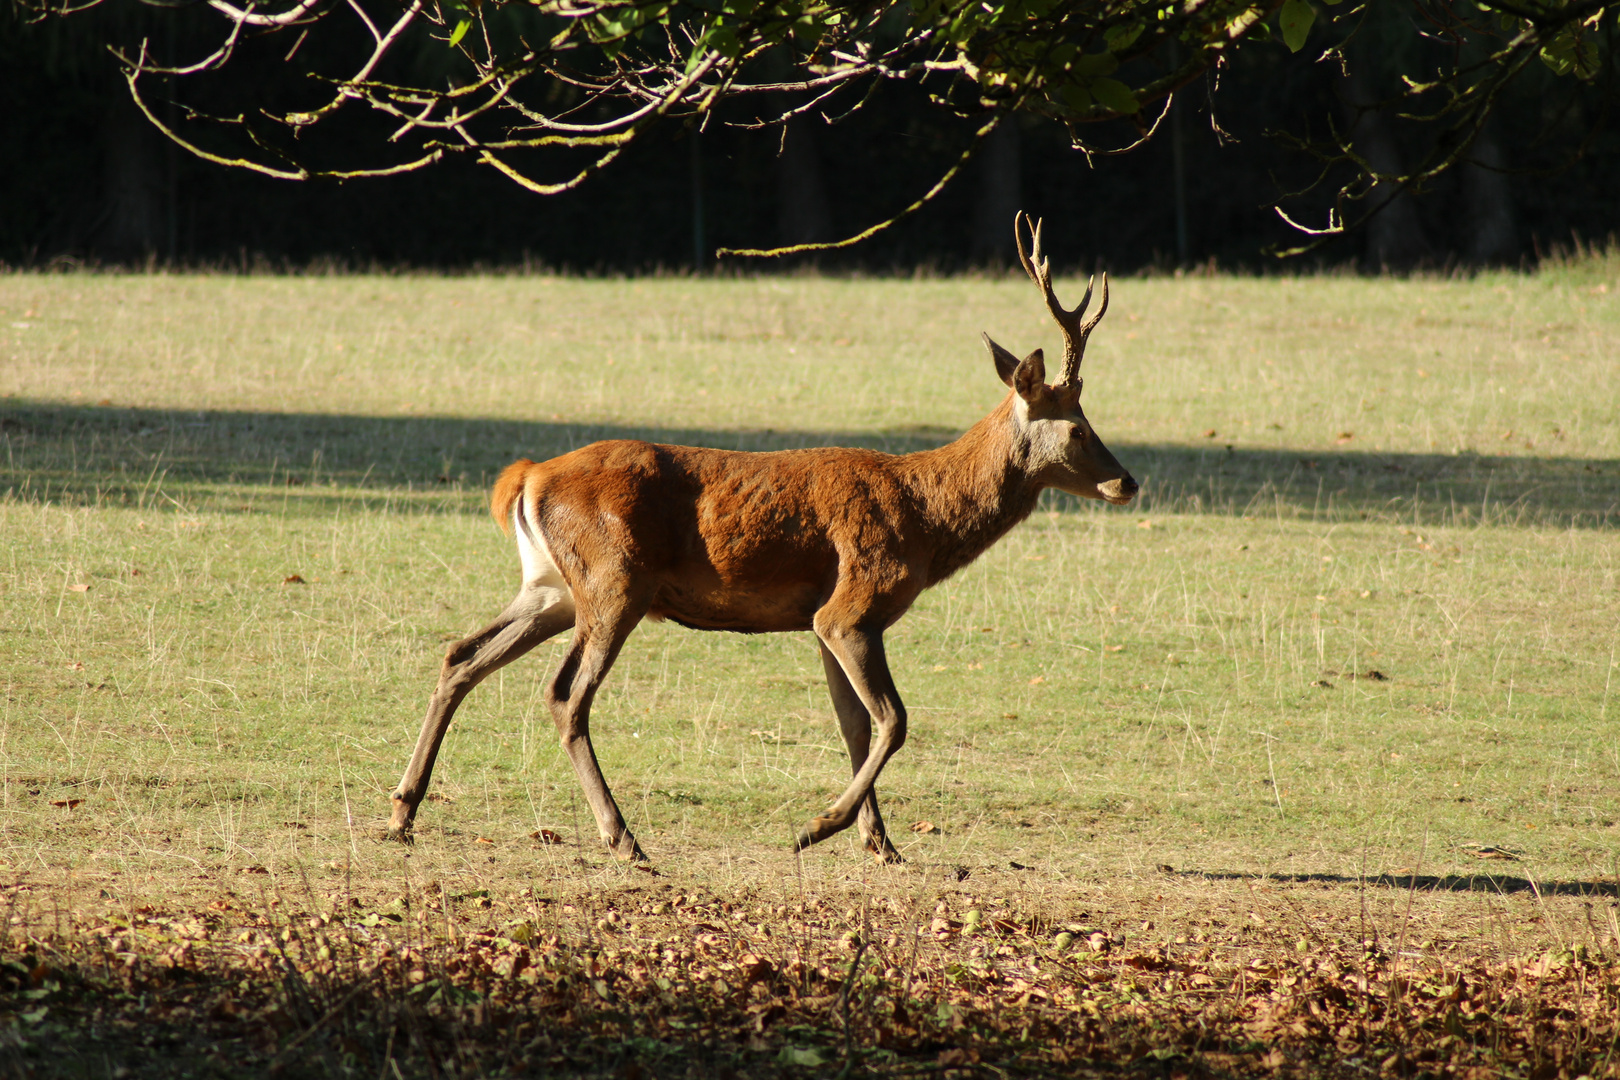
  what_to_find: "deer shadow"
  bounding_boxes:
[1177,868,1620,898]
[3,401,1617,527]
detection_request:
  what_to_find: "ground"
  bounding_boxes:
[1,261,1618,1077]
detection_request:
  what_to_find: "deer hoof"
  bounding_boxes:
[384,795,415,843]
[610,834,647,862]
[868,839,903,865]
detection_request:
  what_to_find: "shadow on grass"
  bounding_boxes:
[3,401,1617,527]
[1185,868,1620,898]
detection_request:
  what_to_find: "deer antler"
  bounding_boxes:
[1014,211,1109,388]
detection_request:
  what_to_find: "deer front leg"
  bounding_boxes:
[797,618,908,853]
[387,586,574,841]
[818,640,902,864]
[546,603,647,862]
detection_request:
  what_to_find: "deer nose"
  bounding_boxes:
[1099,475,1137,504]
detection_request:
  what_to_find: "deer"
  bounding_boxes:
[384,213,1137,863]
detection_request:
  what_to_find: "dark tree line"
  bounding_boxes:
[4,1,1619,272]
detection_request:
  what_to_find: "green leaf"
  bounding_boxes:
[1073,51,1119,78]
[1540,26,1603,81]
[1090,77,1139,114]
[449,18,472,47]
[1540,41,1575,77]
[1057,83,1094,111]
[1279,0,1314,52]
[1104,21,1145,53]
[1576,37,1600,79]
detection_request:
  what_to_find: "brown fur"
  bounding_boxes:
[501,398,1042,635]
[490,458,534,533]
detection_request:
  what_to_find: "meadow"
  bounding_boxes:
[1,261,1618,1078]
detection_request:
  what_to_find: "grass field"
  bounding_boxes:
[2,263,1619,1078]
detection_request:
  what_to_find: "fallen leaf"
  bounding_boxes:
[1203,429,1218,438]
[69,583,90,593]
[51,799,84,809]
[910,821,938,834]
[282,574,306,585]
[632,864,662,876]
[1136,520,1153,529]
[474,837,495,845]
[1336,431,1354,443]
[1028,676,1046,685]
[530,829,565,845]
[739,954,774,985]
[1106,644,1124,653]
[238,865,269,875]
[426,792,454,803]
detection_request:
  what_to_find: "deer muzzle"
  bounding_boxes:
[1098,475,1138,505]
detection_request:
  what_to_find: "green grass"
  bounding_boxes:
[4,268,1617,873]
[2,267,1619,1075]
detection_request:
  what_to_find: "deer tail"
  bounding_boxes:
[490,459,535,534]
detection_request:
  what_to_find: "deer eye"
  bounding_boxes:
[1069,425,1088,443]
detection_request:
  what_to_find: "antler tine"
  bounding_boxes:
[1081,272,1109,337]
[1012,212,1099,387]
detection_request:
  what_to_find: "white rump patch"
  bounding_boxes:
[514,503,575,616]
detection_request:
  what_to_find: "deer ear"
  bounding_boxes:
[1013,349,1047,402]
[983,332,1022,388]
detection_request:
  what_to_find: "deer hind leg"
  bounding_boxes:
[386,528,576,841]
[818,640,902,864]
[796,616,908,854]
[545,594,649,862]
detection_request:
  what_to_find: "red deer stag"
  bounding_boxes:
[385,213,1137,862]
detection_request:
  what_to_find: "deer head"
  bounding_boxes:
[982,213,1137,505]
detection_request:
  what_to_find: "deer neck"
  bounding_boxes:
[899,395,1043,585]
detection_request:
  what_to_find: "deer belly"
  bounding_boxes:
[648,578,821,633]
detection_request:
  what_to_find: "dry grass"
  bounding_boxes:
[2,265,1618,1077]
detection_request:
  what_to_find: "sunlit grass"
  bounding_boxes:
[1,265,1616,902]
